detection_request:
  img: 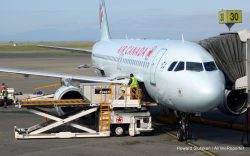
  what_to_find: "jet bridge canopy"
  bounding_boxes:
[199,30,250,91]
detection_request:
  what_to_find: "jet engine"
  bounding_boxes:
[218,90,248,115]
[54,86,85,115]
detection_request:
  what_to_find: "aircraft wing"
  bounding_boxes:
[0,67,126,84]
[38,45,92,54]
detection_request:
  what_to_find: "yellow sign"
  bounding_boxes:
[219,10,242,24]
[219,11,227,24]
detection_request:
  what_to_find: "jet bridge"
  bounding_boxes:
[199,30,250,115]
[200,30,250,89]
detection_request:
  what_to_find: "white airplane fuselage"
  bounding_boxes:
[92,39,225,113]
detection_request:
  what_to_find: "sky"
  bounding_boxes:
[0,0,250,42]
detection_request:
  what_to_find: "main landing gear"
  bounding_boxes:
[176,113,192,141]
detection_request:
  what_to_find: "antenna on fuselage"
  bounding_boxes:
[181,34,185,43]
[125,34,128,39]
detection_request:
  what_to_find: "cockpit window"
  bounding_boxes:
[168,61,177,71]
[204,61,217,71]
[186,62,203,72]
[174,61,185,71]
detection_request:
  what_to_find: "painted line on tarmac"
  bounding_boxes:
[186,141,217,156]
[153,124,217,156]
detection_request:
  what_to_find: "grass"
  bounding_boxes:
[0,42,94,54]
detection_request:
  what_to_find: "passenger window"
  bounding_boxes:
[168,61,177,71]
[174,62,184,71]
[204,61,217,71]
[186,62,203,72]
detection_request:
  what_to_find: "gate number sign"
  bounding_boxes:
[219,10,242,24]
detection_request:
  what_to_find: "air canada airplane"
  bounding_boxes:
[0,0,226,141]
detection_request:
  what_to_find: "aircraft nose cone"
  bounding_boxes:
[194,82,225,112]
[173,81,224,113]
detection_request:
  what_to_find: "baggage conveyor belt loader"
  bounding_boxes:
[14,83,153,139]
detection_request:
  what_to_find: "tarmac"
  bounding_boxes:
[0,53,249,156]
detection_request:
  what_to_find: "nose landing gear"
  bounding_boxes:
[177,113,192,141]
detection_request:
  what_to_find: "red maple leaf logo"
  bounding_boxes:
[116,117,123,123]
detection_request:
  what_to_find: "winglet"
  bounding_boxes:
[99,0,111,41]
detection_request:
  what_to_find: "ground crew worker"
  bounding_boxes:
[2,87,8,108]
[0,83,7,91]
[128,73,138,99]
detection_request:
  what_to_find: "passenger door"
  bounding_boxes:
[150,49,167,85]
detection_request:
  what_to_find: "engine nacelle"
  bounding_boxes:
[95,68,105,76]
[54,86,84,115]
[218,90,248,115]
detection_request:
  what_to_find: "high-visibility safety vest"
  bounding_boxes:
[130,77,138,88]
[2,90,8,97]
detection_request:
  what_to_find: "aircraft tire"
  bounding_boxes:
[177,128,185,141]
